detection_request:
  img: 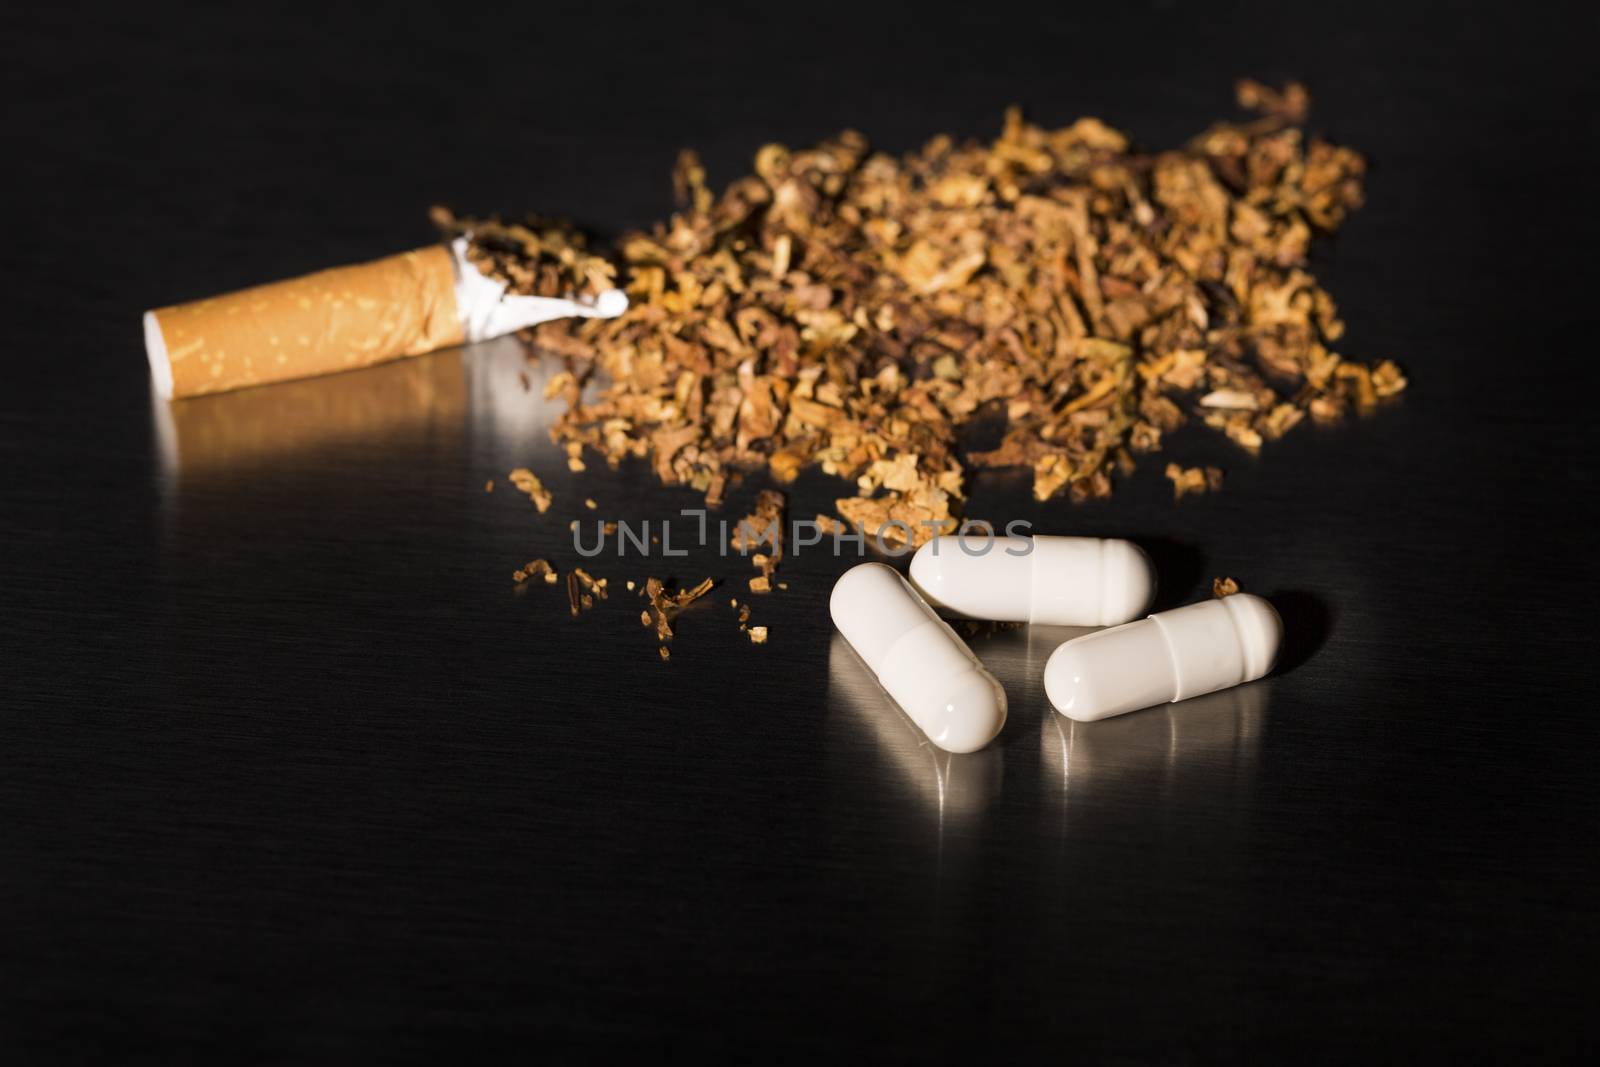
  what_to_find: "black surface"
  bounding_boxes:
[4,2,1598,1061]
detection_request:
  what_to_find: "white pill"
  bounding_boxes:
[909,534,1155,626]
[829,563,1007,754]
[1044,594,1282,722]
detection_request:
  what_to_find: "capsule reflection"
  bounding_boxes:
[826,633,1003,821]
[1041,680,1270,813]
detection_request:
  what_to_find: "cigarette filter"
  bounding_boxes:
[144,239,626,400]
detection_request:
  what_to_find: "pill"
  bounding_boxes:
[909,534,1155,627]
[829,562,1007,754]
[1044,593,1282,722]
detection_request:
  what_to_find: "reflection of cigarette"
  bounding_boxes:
[160,347,468,478]
[144,238,626,400]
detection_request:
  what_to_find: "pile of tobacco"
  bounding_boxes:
[457,81,1403,547]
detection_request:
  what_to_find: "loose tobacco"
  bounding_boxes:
[431,206,616,299]
[470,81,1402,547]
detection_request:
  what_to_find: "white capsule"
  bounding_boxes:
[909,534,1155,627]
[829,563,1007,754]
[1044,594,1282,722]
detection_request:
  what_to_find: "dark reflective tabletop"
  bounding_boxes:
[3,3,1596,1060]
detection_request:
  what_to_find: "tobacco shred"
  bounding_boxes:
[573,567,608,600]
[1165,463,1224,499]
[955,620,1028,639]
[512,558,557,585]
[508,468,553,513]
[640,575,716,644]
[731,489,786,589]
[1212,576,1241,597]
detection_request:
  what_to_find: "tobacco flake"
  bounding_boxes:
[731,490,787,587]
[1166,463,1223,499]
[640,575,716,645]
[512,559,556,585]
[508,468,553,513]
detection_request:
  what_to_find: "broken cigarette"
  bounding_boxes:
[143,238,626,399]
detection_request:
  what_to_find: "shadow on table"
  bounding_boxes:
[1267,590,1332,675]
[1139,536,1206,611]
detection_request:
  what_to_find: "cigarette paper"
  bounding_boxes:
[145,239,626,400]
